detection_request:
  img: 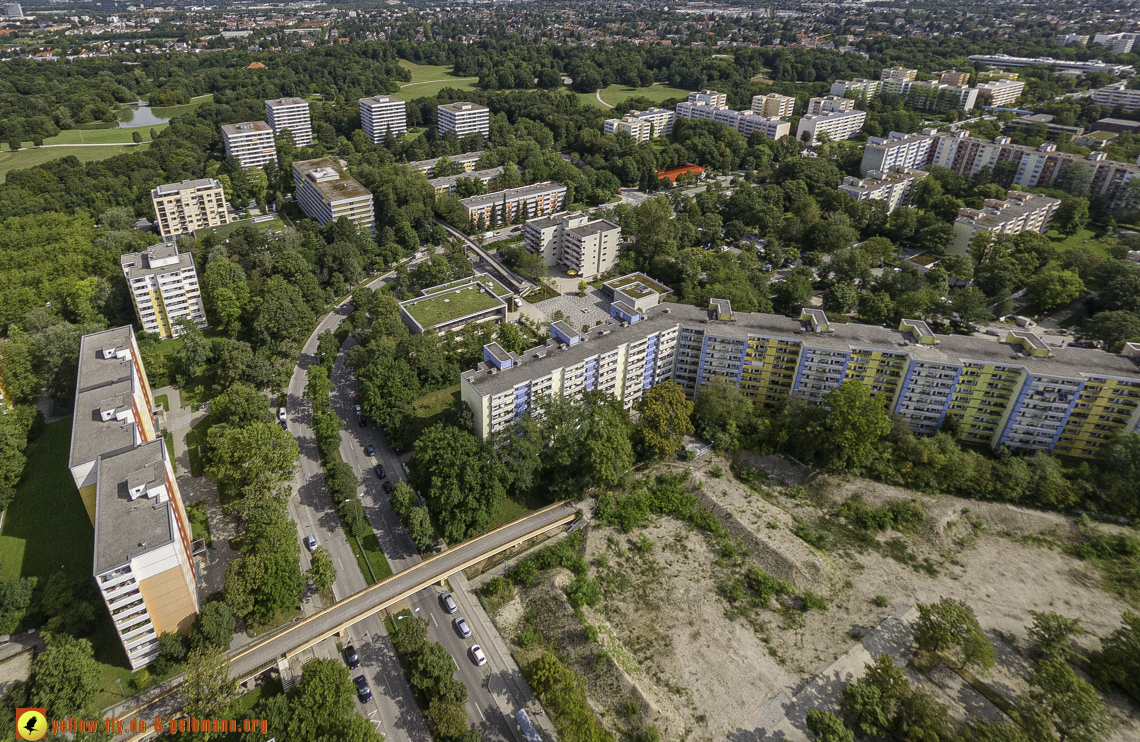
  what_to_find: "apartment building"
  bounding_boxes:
[974,79,1026,107]
[889,80,978,112]
[936,70,972,86]
[399,274,511,335]
[265,97,312,147]
[221,121,276,168]
[966,54,1132,75]
[461,181,566,226]
[839,166,927,213]
[1091,82,1140,111]
[407,151,484,176]
[751,93,795,118]
[1093,32,1139,54]
[460,292,1140,459]
[359,95,407,144]
[524,211,621,278]
[860,130,938,176]
[120,242,207,340]
[806,95,855,116]
[293,158,375,232]
[688,89,728,107]
[150,179,229,240]
[880,67,918,82]
[675,103,790,140]
[830,78,882,99]
[604,116,656,143]
[427,166,503,196]
[70,327,199,670]
[1006,113,1085,142]
[951,191,1062,254]
[437,102,490,138]
[796,110,866,145]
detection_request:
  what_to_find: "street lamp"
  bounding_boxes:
[115,678,124,698]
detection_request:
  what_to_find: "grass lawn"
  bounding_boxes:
[1045,228,1114,258]
[487,490,545,532]
[185,415,214,477]
[195,216,286,240]
[187,501,212,546]
[348,532,394,585]
[154,394,169,412]
[149,93,214,119]
[394,59,478,101]
[0,144,148,179]
[402,385,460,448]
[23,126,166,147]
[578,83,693,109]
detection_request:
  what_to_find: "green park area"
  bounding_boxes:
[1045,228,1115,258]
[578,82,693,109]
[394,59,478,101]
[0,143,149,179]
[196,216,287,240]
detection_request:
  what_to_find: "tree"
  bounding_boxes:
[409,424,509,543]
[306,546,337,593]
[1026,267,1084,313]
[192,601,236,650]
[287,659,361,740]
[823,282,858,314]
[1055,198,1090,236]
[426,698,468,739]
[891,690,951,742]
[635,382,694,460]
[1091,611,1140,704]
[692,378,753,453]
[31,634,100,717]
[582,398,634,488]
[206,422,299,496]
[1093,433,1140,518]
[913,598,996,670]
[406,507,436,552]
[842,654,910,737]
[182,645,238,735]
[211,382,272,428]
[818,382,891,472]
[153,632,187,675]
[805,709,854,742]
[176,318,209,384]
[1083,310,1140,352]
[1028,611,1086,662]
[1029,659,1112,742]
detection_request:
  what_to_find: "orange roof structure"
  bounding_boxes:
[656,164,705,182]
[247,61,266,69]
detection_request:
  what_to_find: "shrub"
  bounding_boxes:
[748,568,795,604]
[802,591,829,611]
[793,520,832,551]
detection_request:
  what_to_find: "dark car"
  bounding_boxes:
[358,417,366,428]
[382,480,394,494]
[344,645,360,670]
[440,592,458,614]
[353,675,372,703]
[375,464,386,479]
[364,445,375,457]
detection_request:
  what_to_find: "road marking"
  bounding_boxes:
[430,613,437,628]
[475,702,485,722]
[452,656,459,670]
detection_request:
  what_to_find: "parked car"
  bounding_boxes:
[440,592,458,614]
[344,645,360,670]
[304,534,318,551]
[280,420,288,431]
[358,417,366,428]
[382,480,394,494]
[353,675,372,702]
[468,644,487,666]
[277,407,287,422]
[375,465,386,479]
[364,445,375,456]
[453,616,471,638]
[355,404,362,414]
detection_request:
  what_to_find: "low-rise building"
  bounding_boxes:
[1005,113,1085,142]
[967,54,1132,75]
[428,166,503,196]
[751,93,795,118]
[359,95,407,144]
[806,95,855,116]
[293,158,374,232]
[951,191,1062,254]
[407,151,484,175]
[974,79,1026,107]
[461,181,567,226]
[150,178,229,241]
[120,242,206,339]
[437,101,490,139]
[399,274,511,335]
[796,109,866,146]
[838,167,926,213]
[221,121,276,168]
[70,327,199,670]
[1092,82,1140,111]
[1094,118,1140,134]
[265,97,312,147]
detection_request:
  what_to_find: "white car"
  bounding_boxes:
[278,407,287,422]
[355,404,362,414]
[468,644,487,666]
[304,534,318,551]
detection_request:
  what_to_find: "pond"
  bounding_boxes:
[116,101,173,129]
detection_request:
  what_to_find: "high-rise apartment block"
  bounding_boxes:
[428,166,502,196]
[603,108,675,140]
[796,110,866,145]
[4,3,23,18]
[150,179,230,240]
[120,242,207,339]
[806,95,855,116]
[265,97,312,147]
[687,89,727,108]
[524,211,621,278]
[675,102,789,140]
[461,181,567,226]
[839,167,926,213]
[880,67,918,82]
[832,79,977,112]
[359,95,407,144]
[461,285,1140,459]
[830,78,882,99]
[1093,33,1139,54]
[974,79,1026,107]
[860,130,939,176]
[69,327,199,670]
[221,121,277,168]
[293,158,374,232]
[751,93,795,118]
[437,102,490,139]
[951,191,1062,254]
[936,70,972,86]
[1091,82,1140,111]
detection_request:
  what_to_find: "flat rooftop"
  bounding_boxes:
[406,151,484,171]
[75,326,136,394]
[70,379,139,470]
[294,157,372,201]
[361,95,403,106]
[266,97,307,108]
[604,272,673,300]
[428,166,503,190]
[421,273,511,298]
[461,181,566,209]
[439,101,489,113]
[402,276,508,330]
[94,441,175,574]
[569,219,619,239]
[221,121,272,136]
[152,178,219,196]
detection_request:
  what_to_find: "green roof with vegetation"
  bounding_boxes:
[420,273,512,298]
[401,280,506,329]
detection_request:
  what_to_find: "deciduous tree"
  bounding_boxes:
[635,382,694,460]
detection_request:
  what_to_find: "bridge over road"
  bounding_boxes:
[105,501,580,740]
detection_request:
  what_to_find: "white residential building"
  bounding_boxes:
[974,80,1026,107]
[120,242,206,339]
[806,95,855,116]
[751,93,795,118]
[1093,32,1139,54]
[293,158,375,232]
[524,211,621,278]
[359,95,407,144]
[1092,82,1140,111]
[462,182,567,226]
[221,121,276,168]
[3,3,22,18]
[839,167,926,213]
[604,108,676,141]
[880,67,918,82]
[860,130,938,176]
[265,97,312,147]
[796,110,866,146]
[150,179,230,240]
[830,78,882,99]
[688,89,727,107]
[437,101,490,139]
[675,102,788,140]
[951,192,1062,254]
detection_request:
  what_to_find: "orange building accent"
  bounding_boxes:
[656,164,706,182]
